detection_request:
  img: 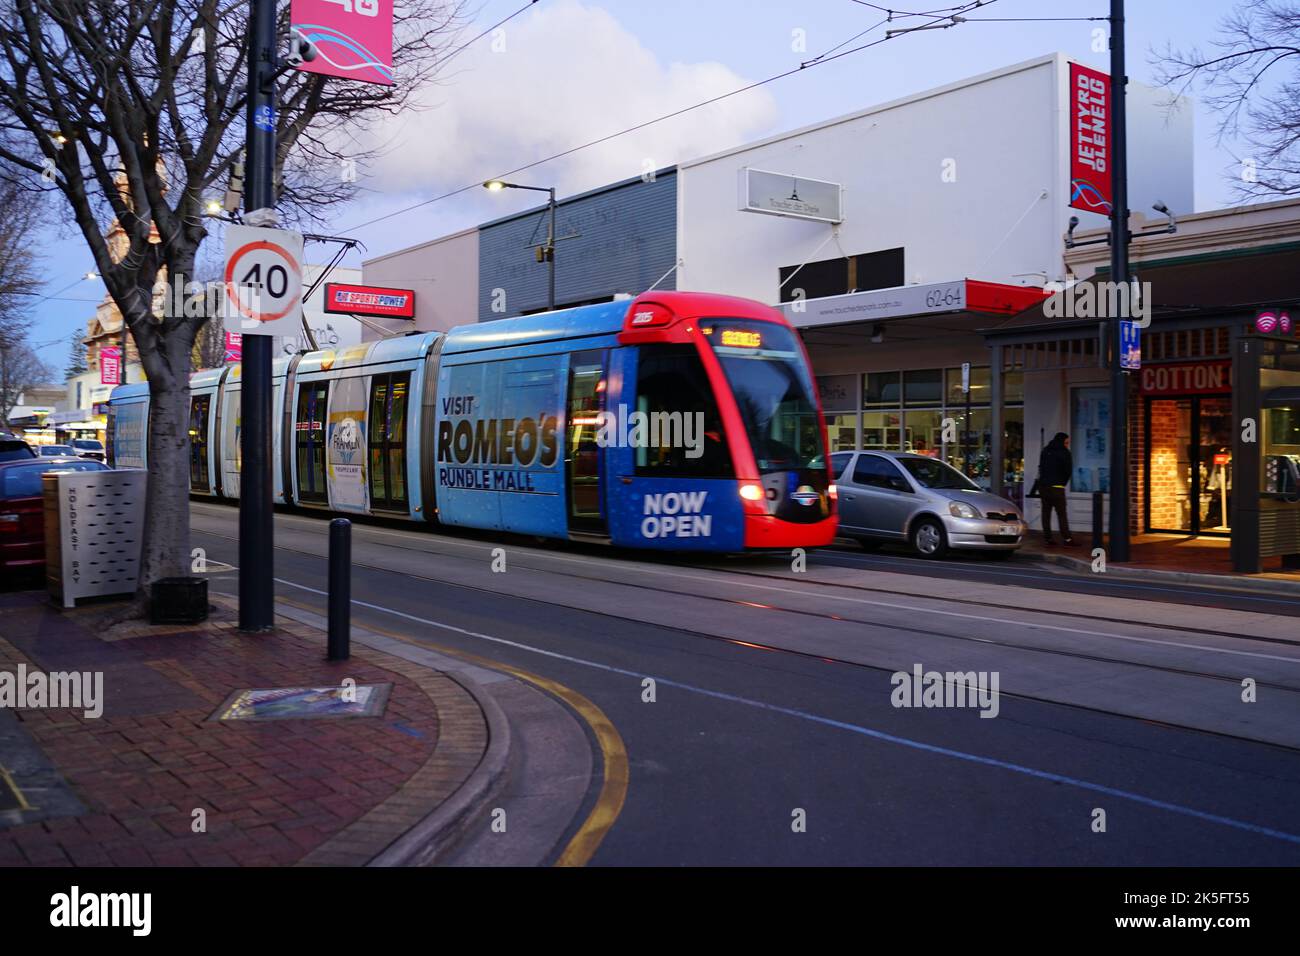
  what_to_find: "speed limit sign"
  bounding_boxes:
[224,224,304,335]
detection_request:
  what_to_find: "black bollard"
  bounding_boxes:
[1091,491,1104,554]
[328,518,351,661]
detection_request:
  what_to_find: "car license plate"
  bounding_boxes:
[999,525,1015,536]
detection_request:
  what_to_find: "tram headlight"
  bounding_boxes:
[739,482,764,502]
[828,483,837,501]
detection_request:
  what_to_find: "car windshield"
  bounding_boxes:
[699,319,825,473]
[898,456,981,491]
[1,460,106,498]
[41,446,74,456]
[0,440,36,462]
[72,439,103,450]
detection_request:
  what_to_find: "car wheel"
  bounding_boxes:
[910,518,948,559]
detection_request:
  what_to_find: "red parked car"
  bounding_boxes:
[0,457,110,575]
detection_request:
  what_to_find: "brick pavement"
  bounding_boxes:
[0,589,489,866]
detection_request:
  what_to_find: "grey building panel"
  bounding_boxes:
[478,170,677,321]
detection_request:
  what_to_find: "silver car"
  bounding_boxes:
[831,450,1026,558]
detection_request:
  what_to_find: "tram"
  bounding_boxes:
[107,291,837,551]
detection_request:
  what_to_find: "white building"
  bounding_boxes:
[675,53,1193,509]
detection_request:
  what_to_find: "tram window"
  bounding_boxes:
[189,395,211,492]
[368,371,410,511]
[633,345,732,477]
[296,382,329,502]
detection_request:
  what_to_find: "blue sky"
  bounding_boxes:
[23,0,1253,374]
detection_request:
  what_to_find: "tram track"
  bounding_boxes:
[192,500,1300,650]
[191,507,1300,752]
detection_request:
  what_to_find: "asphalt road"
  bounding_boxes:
[191,500,1300,865]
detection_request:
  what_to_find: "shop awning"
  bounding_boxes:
[781,278,1047,346]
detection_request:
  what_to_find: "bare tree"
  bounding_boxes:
[0,339,54,426]
[0,179,43,351]
[1153,0,1300,198]
[0,0,465,608]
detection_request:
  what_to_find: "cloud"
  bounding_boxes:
[365,0,779,199]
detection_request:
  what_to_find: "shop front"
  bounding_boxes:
[985,241,1300,573]
[1138,356,1233,536]
[789,279,1046,502]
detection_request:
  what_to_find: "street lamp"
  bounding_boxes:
[483,179,557,311]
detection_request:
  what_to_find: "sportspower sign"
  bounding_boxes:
[324,282,415,319]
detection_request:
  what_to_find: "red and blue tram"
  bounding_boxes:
[107,291,837,551]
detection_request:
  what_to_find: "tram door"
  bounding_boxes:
[189,395,211,491]
[295,381,330,503]
[566,350,607,534]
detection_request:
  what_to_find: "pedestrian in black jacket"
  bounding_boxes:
[1038,432,1073,545]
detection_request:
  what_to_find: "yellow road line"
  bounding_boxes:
[0,764,35,812]
[273,593,627,867]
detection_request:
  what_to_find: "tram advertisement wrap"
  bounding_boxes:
[327,376,368,512]
[111,402,148,470]
[436,358,566,536]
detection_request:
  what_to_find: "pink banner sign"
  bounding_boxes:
[290,0,394,86]
[224,331,243,364]
[100,347,121,386]
[1068,62,1112,215]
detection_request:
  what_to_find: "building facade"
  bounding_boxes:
[361,227,479,339]
[477,169,677,321]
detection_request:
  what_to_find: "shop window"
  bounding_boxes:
[903,409,943,456]
[778,248,904,302]
[1069,386,1111,493]
[863,372,901,408]
[862,411,901,450]
[1005,369,1025,403]
[824,413,858,452]
[944,366,991,405]
[903,369,943,406]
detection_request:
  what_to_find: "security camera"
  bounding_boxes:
[1152,200,1169,215]
[286,29,318,67]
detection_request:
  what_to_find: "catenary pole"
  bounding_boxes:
[1107,0,1131,563]
[239,0,277,631]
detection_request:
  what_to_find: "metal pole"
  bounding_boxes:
[547,187,556,311]
[328,518,351,660]
[963,389,972,478]
[1092,490,1105,554]
[239,0,277,631]
[120,319,128,385]
[1107,0,1131,563]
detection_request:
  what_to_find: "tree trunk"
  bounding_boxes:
[136,322,196,603]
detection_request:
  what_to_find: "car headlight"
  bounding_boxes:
[948,501,981,519]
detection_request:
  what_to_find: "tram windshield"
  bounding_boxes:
[700,320,825,474]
